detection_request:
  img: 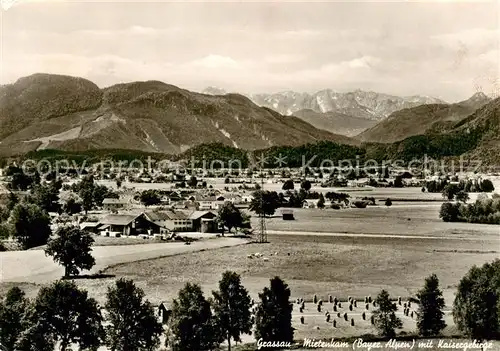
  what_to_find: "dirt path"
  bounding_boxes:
[0,237,247,284]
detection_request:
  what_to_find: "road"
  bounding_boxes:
[0,237,247,283]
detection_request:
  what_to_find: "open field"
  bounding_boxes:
[250,205,500,238]
[0,236,246,285]
[44,230,495,343]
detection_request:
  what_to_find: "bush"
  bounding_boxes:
[385,198,392,207]
[439,202,461,222]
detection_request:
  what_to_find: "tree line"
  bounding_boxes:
[440,193,500,224]
[0,175,119,250]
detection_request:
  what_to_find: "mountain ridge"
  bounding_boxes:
[202,86,446,120]
[0,73,355,157]
[357,92,493,143]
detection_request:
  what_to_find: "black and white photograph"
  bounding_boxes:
[0,1,499,350]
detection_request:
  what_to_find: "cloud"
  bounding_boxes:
[189,55,241,69]
[345,56,381,69]
[432,28,500,49]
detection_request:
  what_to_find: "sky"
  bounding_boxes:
[0,0,499,102]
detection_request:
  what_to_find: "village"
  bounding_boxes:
[1,162,496,244]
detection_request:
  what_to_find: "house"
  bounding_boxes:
[193,195,225,210]
[281,209,295,220]
[102,198,128,211]
[80,222,100,234]
[302,199,319,209]
[144,210,193,232]
[172,200,199,210]
[241,195,253,203]
[189,210,218,233]
[98,213,163,236]
[158,302,172,324]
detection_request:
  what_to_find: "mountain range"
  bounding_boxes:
[357,92,492,143]
[202,87,445,120]
[1,73,499,165]
[0,74,354,157]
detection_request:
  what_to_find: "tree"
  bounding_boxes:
[6,191,18,212]
[168,283,218,351]
[385,198,393,207]
[480,179,495,192]
[442,184,459,201]
[18,280,103,351]
[249,190,280,217]
[212,271,252,351]
[282,180,294,191]
[116,178,122,189]
[188,176,198,188]
[63,196,82,215]
[6,166,40,191]
[140,190,161,207]
[393,176,404,188]
[254,277,293,345]
[80,186,95,214]
[0,206,9,222]
[45,226,96,277]
[300,180,311,192]
[73,175,117,212]
[317,193,325,209]
[372,289,402,338]
[416,274,446,336]
[453,259,500,340]
[455,191,470,204]
[10,203,52,250]
[105,279,162,351]
[439,202,461,222]
[216,202,244,235]
[0,222,13,240]
[0,287,30,350]
[28,183,61,213]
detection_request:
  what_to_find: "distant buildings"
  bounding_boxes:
[102,198,128,211]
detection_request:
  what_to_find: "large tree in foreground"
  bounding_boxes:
[45,226,96,277]
[254,277,293,345]
[372,289,402,338]
[105,279,162,351]
[416,274,446,336]
[17,280,103,351]
[0,287,30,350]
[168,283,218,351]
[212,271,253,351]
[453,259,500,340]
